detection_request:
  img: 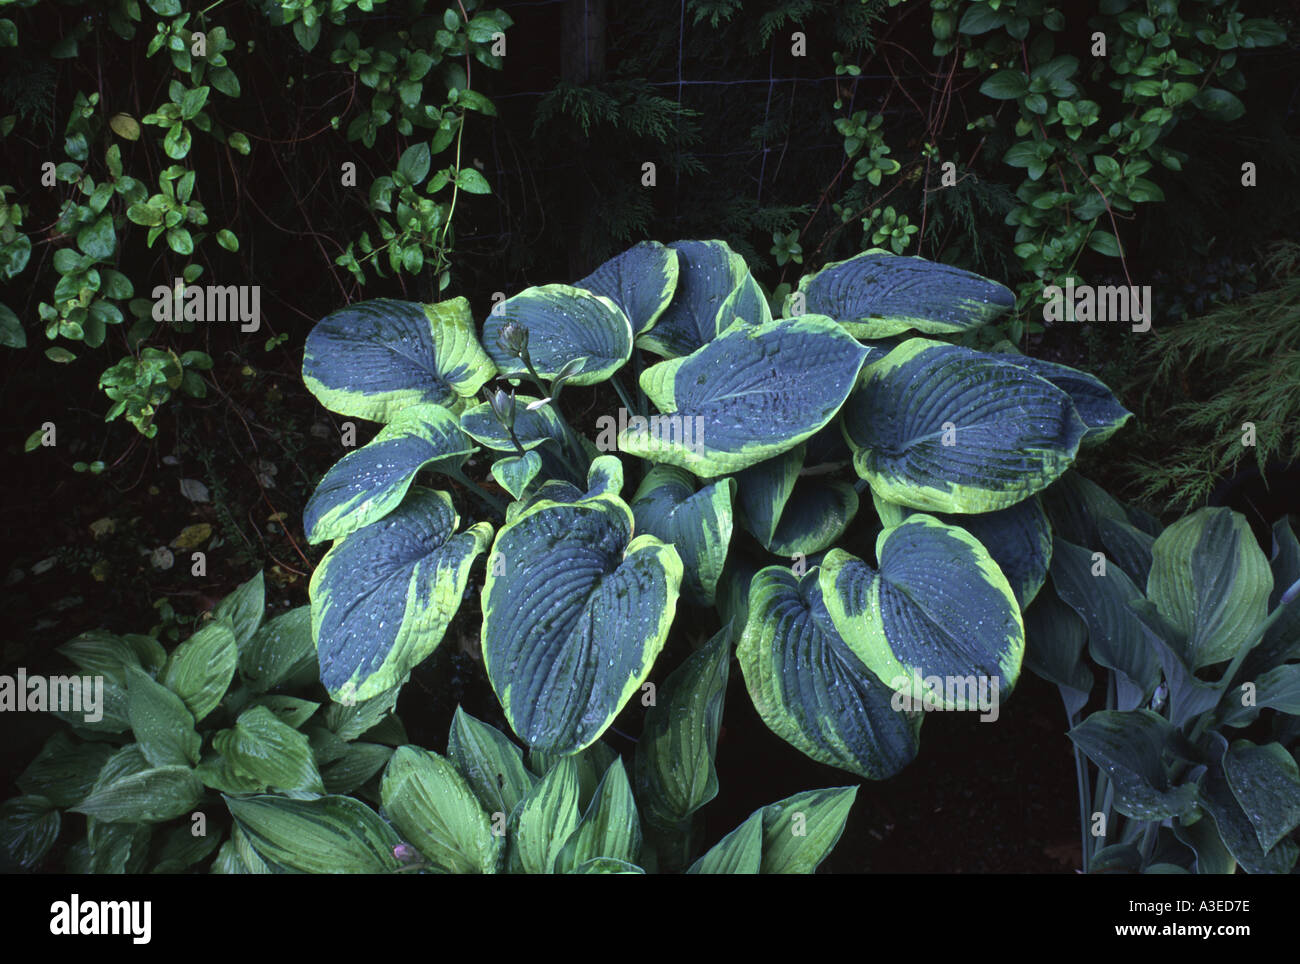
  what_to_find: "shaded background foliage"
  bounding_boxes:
[2,0,1298,871]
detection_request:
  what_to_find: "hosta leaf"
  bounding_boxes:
[1067,710,1196,821]
[688,811,762,874]
[448,707,537,817]
[1022,585,1094,717]
[225,794,402,873]
[0,796,60,869]
[1199,735,1299,874]
[715,270,774,331]
[1051,537,1160,708]
[240,606,318,694]
[460,394,567,452]
[622,316,869,476]
[160,617,237,722]
[320,742,392,794]
[872,491,1052,609]
[126,665,201,767]
[17,733,114,809]
[1245,518,1300,673]
[213,705,324,793]
[303,403,474,543]
[820,515,1024,708]
[636,239,754,358]
[738,568,921,781]
[758,786,858,873]
[766,478,859,556]
[796,250,1014,338]
[381,746,500,874]
[555,758,642,872]
[1147,507,1273,669]
[483,284,632,385]
[507,756,581,874]
[577,240,679,336]
[844,339,1087,512]
[734,446,802,549]
[1223,741,1300,853]
[490,449,543,500]
[72,763,202,824]
[482,493,682,754]
[213,570,265,646]
[992,351,1132,444]
[569,857,644,873]
[635,626,729,830]
[630,465,735,605]
[303,297,496,424]
[311,488,492,702]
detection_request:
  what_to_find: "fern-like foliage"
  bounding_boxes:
[1117,242,1300,511]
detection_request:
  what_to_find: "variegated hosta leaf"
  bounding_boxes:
[447,707,537,818]
[483,284,633,386]
[795,249,1015,339]
[635,239,756,358]
[820,515,1024,709]
[460,394,567,452]
[481,490,683,754]
[842,338,1087,513]
[622,316,869,476]
[715,268,773,331]
[224,793,402,873]
[871,491,1051,609]
[734,440,860,556]
[1148,507,1273,669]
[991,351,1132,444]
[507,756,581,874]
[630,465,735,606]
[491,450,544,500]
[310,488,493,703]
[303,403,475,544]
[576,240,679,336]
[555,757,642,872]
[739,567,921,781]
[503,454,625,527]
[689,786,858,874]
[381,746,500,874]
[303,297,495,424]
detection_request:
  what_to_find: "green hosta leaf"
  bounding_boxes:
[490,449,543,500]
[0,796,60,869]
[151,823,223,873]
[213,705,325,793]
[321,742,393,794]
[635,239,755,358]
[820,515,1024,708]
[381,746,500,873]
[688,811,762,874]
[126,665,201,767]
[311,488,492,702]
[303,297,496,424]
[507,756,581,874]
[873,491,1052,609]
[739,567,921,781]
[1050,537,1160,707]
[72,757,202,824]
[796,250,1014,338]
[448,707,537,817]
[17,733,114,809]
[483,284,632,386]
[240,605,318,694]
[623,316,869,476]
[303,403,474,543]
[631,466,734,606]
[1222,741,1300,853]
[569,857,644,873]
[636,625,730,830]
[1067,710,1196,821]
[1199,736,1299,874]
[842,339,1087,512]
[247,694,320,730]
[225,794,402,873]
[213,570,265,646]
[323,683,402,741]
[1249,518,1300,671]
[758,786,858,873]
[577,240,679,336]
[1022,586,1094,716]
[555,758,641,872]
[482,493,682,754]
[161,618,237,722]
[1147,507,1272,669]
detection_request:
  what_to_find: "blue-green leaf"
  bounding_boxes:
[630,465,735,605]
[577,240,679,336]
[796,250,1014,338]
[622,316,869,476]
[483,284,632,385]
[820,514,1024,708]
[992,351,1132,444]
[636,239,756,358]
[310,488,493,702]
[303,297,496,423]
[738,567,921,780]
[303,403,474,544]
[842,339,1087,512]
[482,492,682,754]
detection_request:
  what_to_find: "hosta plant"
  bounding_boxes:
[1024,475,1300,874]
[299,238,1134,783]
